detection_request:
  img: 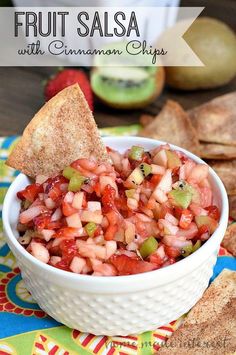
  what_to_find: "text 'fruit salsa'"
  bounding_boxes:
[17,145,219,276]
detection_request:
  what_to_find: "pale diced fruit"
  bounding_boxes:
[50,256,61,265]
[127,197,139,210]
[188,164,209,183]
[151,169,172,203]
[64,191,74,203]
[105,240,117,259]
[80,210,103,224]
[152,188,168,203]
[66,213,82,228]
[153,149,168,167]
[195,215,218,234]
[124,221,136,243]
[31,242,50,264]
[157,169,172,193]
[72,192,84,209]
[70,256,86,274]
[87,201,102,212]
[100,176,118,196]
[151,164,165,175]
[44,198,56,209]
[166,150,182,169]
[40,229,55,242]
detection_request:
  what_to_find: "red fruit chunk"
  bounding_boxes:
[164,245,181,258]
[60,239,78,261]
[104,224,118,241]
[62,201,78,217]
[101,184,116,212]
[17,184,43,202]
[44,69,93,111]
[205,205,220,221]
[179,209,193,229]
[109,254,156,275]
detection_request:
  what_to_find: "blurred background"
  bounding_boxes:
[0,0,235,136]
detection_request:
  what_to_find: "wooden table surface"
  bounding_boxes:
[0,0,235,136]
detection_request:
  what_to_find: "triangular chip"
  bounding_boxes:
[229,195,236,220]
[139,100,200,155]
[6,84,108,177]
[189,92,236,146]
[222,222,236,256]
[209,160,236,195]
[200,143,236,160]
[158,269,236,354]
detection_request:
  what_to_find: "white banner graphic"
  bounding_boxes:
[0,7,204,66]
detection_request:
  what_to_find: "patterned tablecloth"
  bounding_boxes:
[0,130,235,355]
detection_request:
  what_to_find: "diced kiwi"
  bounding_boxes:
[126,163,151,187]
[91,41,165,110]
[166,150,182,169]
[173,181,200,204]
[195,215,218,234]
[168,189,192,209]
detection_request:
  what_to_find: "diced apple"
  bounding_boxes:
[80,210,103,224]
[157,169,172,193]
[151,164,165,175]
[31,242,50,264]
[188,164,209,183]
[153,149,167,167]
[66,213,82,228]
[152,188,168,203]
[87,201,102,212]
[70,256,86,274]
[195,215,218,234]
[72,191,84,209]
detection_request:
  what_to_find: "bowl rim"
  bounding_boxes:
[3,136,229,287]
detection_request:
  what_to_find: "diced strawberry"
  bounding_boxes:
[109,254,156,275]
[149,253,163,266]
[179,209,193,229]
[205,205,220,221]
[62,201,78,217]
[17,183,43,202]
[60,239,78,261]
[104,224,118,241]
[101,184,116,212]
[164,245,181,258]
[150,174,162,186]
[198,225,210,237]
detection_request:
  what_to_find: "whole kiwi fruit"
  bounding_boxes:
[166,17,236,90]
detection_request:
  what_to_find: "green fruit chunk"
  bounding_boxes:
[192,240,201,253]
[85,222,97,237]
[166,150,182,169]
[128,146,144,161]
[125,189,136,198]
[181,244,193,257]
[173,181,200,204]
[195,215,218,234]
[63,166,78,179]
[139,163,152,177]
[68,175,87,192]
[139,236,158,259]
[169,190,192,209]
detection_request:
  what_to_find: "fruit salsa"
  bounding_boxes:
[16,144,220,276]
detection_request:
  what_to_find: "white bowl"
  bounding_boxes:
[3,137,228,336]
